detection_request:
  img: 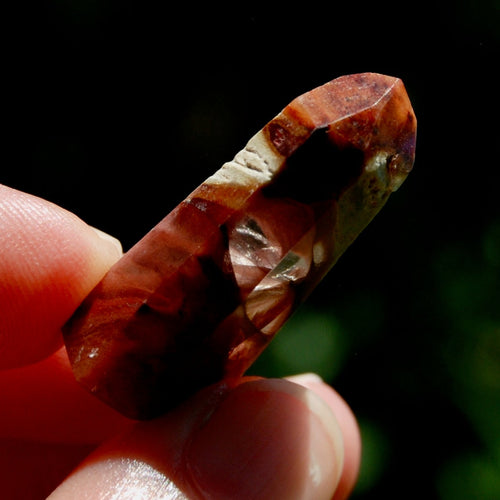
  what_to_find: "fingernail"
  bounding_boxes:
[90,226,123,258]
[287,372,325,385]
[186,379,344,500]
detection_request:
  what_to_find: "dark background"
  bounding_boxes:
[4,1,499,498]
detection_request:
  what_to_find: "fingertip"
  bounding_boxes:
[288,373,362,500]
[50,378,346,500]
[185,378,345,500]
[0,185,122,368]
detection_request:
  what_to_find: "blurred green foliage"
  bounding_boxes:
[250,307,347,381]
[432,220,500,499]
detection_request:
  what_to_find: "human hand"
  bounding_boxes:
[0,184,361,499]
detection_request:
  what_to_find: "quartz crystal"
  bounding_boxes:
[63,73,417,419]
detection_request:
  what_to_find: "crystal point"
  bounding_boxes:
[63,73,416,419]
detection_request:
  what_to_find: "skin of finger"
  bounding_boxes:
[287,374,361,500]
[48,378,346,500]
[0,347,133,444]
[0,184,122,369]
[0,439,95,500]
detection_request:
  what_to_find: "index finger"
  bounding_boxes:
[0,184,122,369]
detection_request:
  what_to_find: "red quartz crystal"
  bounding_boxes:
[63,73,416,419]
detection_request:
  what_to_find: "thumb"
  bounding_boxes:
[48,378,352,500]
[0,184,122,369]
